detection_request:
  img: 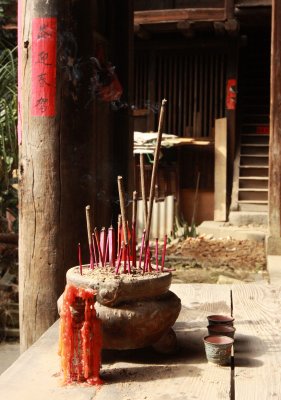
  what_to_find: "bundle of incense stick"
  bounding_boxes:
[78,99,170,275]
[80,201,170,275]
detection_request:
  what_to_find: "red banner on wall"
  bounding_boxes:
[226,78,237,110]
[31,18,57,116]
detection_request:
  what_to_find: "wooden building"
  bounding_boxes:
[133,0,272,226]
[19,0,281,351]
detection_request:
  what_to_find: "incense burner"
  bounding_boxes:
[66,265,181,351]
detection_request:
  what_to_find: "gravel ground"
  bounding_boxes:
[165,235,268,284]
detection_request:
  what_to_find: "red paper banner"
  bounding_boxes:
[226,78,237,110]
[31,18,57,116]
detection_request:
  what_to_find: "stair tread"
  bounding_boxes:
[240,165,268,168]
[238,200,268,204]
[242,123,269,126]
[239,176,269,180]
[241,133,269,136]
[240,154,268,157]
[239,188,268,192]
[241,143,269,147]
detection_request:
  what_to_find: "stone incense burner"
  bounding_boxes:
[66,265,181,352]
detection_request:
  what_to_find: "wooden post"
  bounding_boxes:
[19,0,63,352]
[225,0,234,20]
[214,118,227,221]
[268,0,281,253]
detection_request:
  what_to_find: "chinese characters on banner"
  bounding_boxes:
[31,18,57,116]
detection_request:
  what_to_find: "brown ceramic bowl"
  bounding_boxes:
[207,324,236,338]
[203,335,234,365]
[207,314,234,326]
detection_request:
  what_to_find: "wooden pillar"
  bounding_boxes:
[19,0,63,352]
[225,0,234,20]
[268,0,281,253]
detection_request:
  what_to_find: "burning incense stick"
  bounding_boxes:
[78,243,83,275]
[138,229,146,269]
[140,153,148,222]
[94,228,103,267]
[117,214,122,256]
[115,241,124,274]
[117,176,129,246]
[145,99,167,246]
[161,234,167,272]
[108,226,115,266]
[132,191,138,268]
[155,238,159,271]
[85,205,94,269]
[117,176,131,273]
[100,227,107,264]
[91,233,98,266]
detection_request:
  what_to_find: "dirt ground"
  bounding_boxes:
[165,235,268,284]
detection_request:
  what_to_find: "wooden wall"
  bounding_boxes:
[134,0,225,11]
[134,49,226,137]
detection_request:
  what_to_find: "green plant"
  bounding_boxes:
[0,46,18,230]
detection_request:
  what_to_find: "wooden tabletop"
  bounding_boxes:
[1,283,281,400]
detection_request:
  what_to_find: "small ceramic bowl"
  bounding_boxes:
[207,314,234,326]
[207,324,236,339]
[203,335,234,365]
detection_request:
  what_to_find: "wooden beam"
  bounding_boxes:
[269,0,281,239]
[235,0,271,6]
[134,8,226,25]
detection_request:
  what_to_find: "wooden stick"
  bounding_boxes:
[230,289,233,317]
[145,99,167,245]
[85,205,94,269]
[117,176,129,245]
[140,154,148,222]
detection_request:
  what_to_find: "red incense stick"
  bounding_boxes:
[115,241,124,274]
[155,238,159,271]
[138,229,146,269]
[161,234,167,271]
[94,228,103,267]
[85,205,95,269]
[99,227,107,265]
[78,243,83,275]
[108,226,116,266]
[91,233,98,266]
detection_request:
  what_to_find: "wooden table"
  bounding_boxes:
[1,283,281,400]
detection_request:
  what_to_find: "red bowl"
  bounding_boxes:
[207,314,234,326]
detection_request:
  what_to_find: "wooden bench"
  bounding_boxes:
[1,283,281,400]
